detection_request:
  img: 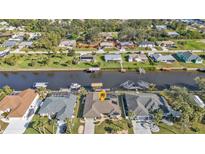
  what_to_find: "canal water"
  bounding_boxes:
[0,71,205,90]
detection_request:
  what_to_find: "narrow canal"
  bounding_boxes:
[0,71,205,90]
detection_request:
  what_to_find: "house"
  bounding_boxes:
[98,32,118,40]
[0,51,9,57]
[139,41,155,48]
[0,89,39,121]
[167,31,180,37]
[9,34,24,42]
[80,53,96,62]
[38,93,77,121]
[150,53,176,63]
[123,93,169,121]
[104,54,122,62]
[3,40,17,48]
[100,41,115,48]
[0,21,9,26]
[128,53,148,62]
[119,41,135,49]
[157,41,175,48]
[19,41,33,48]
[155,25,167,31]
[83,92,121,119]
[175,51,203,64]
[59,40,76,48]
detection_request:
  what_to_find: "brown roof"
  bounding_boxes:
[83,92,121,118]
[0,89,38,118]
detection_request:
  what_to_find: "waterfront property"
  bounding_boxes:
[123,93,169,121]
[0,89,39,121]
[59,40,76,48]
[80,53,96,62]
[38,93,77,121]
[149,53,176,63]
[100,41,115,49]
[128,53,148,62]
[83,92,121,119]
[157,40,175,48]
[104,54,122,62]
[175,51,203,63]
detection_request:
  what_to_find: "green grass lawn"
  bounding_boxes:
[0,47,6,51]
[95,119,131,134]
[173,40,205,50]
[24,115,57,134]
[154,122,205,134]
[0,120,9,133]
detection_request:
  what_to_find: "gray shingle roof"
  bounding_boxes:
[38,93,77,120]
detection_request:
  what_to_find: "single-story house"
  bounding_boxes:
[83,92,121,119]
[0,89,39,121]
[38,93,77,121]
[123,93,169,121]
[104,54,122,62]
[128,53,148,62]
[59,40,76,48]
[157,41,175,48]
[80,53,96,62]
[100,41,115,48]
[175,51,203,64]
[119,41,134,48]
[139,41,155,48]
[167,31,180,37]
[19,41,33,48]
[155,25,167,31]
[9,35,24,42]
[3,40,17,48]
[150,53,176,63]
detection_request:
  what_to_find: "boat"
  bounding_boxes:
[70,83,81,90]
[86,67,101,73]
[120,80,141,90]
[137,80,151,89]
[33,82,48,88]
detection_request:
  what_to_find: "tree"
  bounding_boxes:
[153,109,164,125]
[2,85,13,95]
[195,77,205,91]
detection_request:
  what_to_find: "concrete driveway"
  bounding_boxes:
[132,120,151,134]
[84,118,94,134]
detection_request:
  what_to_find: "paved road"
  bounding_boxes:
[132,120,151,134]
[84,118,95,134]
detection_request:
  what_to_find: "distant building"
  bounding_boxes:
[155,25,167,31]
[100,41,115,48]
[175,51,203,64]
[139,41,155,48]
[80,53,96,62]
[38,93,77,120]
[128,53,148,62]
[0,89,39,121]
[104,54,122,62]
[19,41,33,48]
[157,41,175,48]
[119,41,135,49]
[167,31,180,37]
[83,92,121,119]
[59,40,76,48]
[3,40,17,48]
[191,95,205,108]
[150,53,176,63]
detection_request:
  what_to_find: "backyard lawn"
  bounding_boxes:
[24,115,57,134]
[173,40,205,50]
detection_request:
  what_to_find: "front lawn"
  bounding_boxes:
[173,40,205,50]
[24,115,57,134]
[95,119,131,134]
[154,122,205,134]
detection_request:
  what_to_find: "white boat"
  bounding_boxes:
[33,82,48,88]
[70,83,81,90]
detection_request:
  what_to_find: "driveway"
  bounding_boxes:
[84,118,94,134]
[132,120,151,134]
